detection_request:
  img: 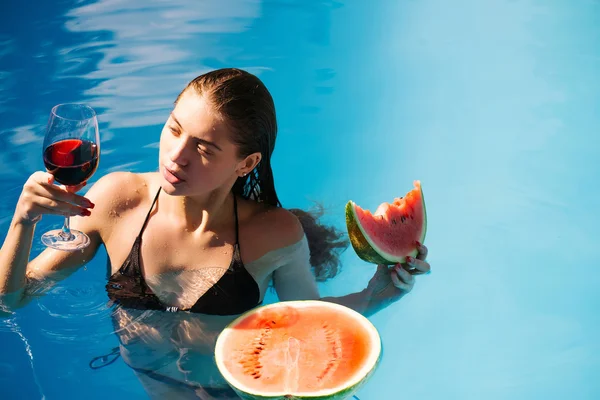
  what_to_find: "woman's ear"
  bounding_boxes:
[236,152,262,177]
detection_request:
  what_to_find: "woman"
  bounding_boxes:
[0,68,430,399]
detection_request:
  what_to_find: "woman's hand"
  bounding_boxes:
[15,171,94,226]
[364,241,430,312]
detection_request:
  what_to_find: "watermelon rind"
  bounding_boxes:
[214,300,382,400]
[345,183,427,265]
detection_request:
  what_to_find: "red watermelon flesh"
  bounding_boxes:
[215,302,380,399]
[346,181,427,264]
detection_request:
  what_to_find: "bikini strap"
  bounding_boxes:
[136,187,162,240]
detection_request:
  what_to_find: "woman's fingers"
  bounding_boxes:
[391,265,414,291]
[390,271,410,291]
[36,180,94,209]
[31,171,93,208]
[17,172,93,223]
[35,197,92,217]
[406,256,430,275]
[415,241,428,260]
[60,179,88,193]
[397,265,416,284]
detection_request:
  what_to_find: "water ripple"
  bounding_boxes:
[34,282,115,343]
[38,286,110,318]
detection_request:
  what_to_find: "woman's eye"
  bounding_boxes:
[169,126,180,136]
[197,145,212,156]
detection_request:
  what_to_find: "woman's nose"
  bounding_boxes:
[169,139,189,166]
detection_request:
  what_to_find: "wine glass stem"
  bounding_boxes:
[60,216,74,241]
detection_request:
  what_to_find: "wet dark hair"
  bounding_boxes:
[176,68,348,281]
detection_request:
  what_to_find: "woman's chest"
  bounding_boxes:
[104,216,278,308]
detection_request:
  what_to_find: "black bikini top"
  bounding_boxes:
[105,188,262,315]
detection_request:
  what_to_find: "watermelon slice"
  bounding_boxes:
[345,180,427,265]
[215,301,381,400]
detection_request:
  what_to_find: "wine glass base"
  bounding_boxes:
[41,229,90,251]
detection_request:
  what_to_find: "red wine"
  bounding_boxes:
[44,139,99,186]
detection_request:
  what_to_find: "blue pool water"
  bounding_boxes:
[1,0,599,399]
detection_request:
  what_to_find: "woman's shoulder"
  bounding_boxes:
[237,198,305,258]
[85,171,158,218]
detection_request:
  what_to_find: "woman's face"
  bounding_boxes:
[158,90,256,197]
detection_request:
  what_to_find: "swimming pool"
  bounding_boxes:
[1,0,599,399]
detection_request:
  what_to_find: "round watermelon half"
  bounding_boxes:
[214,300,382,400]
[345,180,427,265]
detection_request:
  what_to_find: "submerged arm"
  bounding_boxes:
[324,245,431,316]
[272,235,320,301]
[273,235,430,317]
[270,235,389,317]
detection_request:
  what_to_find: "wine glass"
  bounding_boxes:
[41,104,100,251]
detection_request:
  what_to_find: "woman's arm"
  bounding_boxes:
[322,244,431,316]
[273,238,430,317]
[271,246,373,315]
[0,172,131,311]
[320,265,416,317]
[271,234,321,301]
[0,214,102,311]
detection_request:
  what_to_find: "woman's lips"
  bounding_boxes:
[163,166,185,184]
